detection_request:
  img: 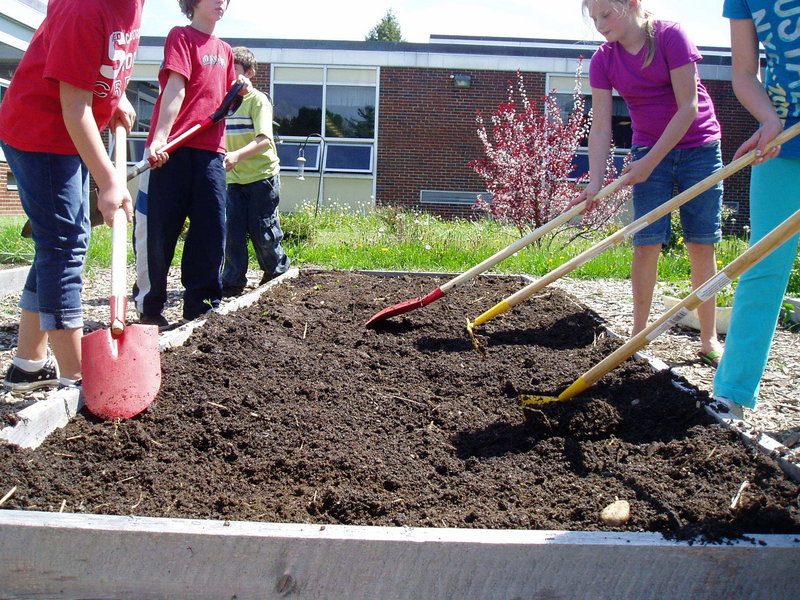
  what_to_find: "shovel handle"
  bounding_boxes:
[571,205,800,397]
[111,125,128,335]
[126,82,244,180]
[471,120,800,328]
[442,175,630,294]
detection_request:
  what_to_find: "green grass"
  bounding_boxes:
[2,205,796,297]
[280,204,754,286]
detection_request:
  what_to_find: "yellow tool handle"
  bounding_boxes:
[110,125,128,336]
[444,175,629,294]
[577,206,800,394]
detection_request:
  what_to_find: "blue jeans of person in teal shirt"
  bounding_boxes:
[714,157,800,408]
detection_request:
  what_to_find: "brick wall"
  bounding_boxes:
[706,78,758,235]
[376,67,547,219]
[0,162,24,216]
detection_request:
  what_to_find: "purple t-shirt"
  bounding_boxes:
[589,20,721,149]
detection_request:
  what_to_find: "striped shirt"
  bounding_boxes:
[225,89,280,184]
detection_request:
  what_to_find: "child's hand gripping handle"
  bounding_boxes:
[126,81,245,180]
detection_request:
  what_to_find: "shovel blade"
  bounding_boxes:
[365,296,425,326]
[365,287,445,327]
[81,324,161,420]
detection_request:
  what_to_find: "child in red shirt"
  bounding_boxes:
[133,0,241,326]
[0,0,144,392]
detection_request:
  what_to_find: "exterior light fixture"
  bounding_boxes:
[452,74,471,88]
[296,133,326,215]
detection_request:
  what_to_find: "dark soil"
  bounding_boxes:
[1,270,798,542]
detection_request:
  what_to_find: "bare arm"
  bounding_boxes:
[223,134,271,172]
[148,70,187,168]
[621,62,698,184]
[59,82,132,225]
[729,18,783,163]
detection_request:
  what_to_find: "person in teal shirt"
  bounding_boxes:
[221,46,289,297]
[713,0,800,419]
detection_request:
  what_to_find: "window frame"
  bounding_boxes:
[271,64,379,175]
[546,72,631,182]
[0,78,9,162]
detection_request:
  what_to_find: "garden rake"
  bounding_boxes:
[467,121,800,355]
[365,176,630,326]
[519,203,800,407]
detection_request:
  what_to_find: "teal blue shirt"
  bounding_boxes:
[723,0,800,156]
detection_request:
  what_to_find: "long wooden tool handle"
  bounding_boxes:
[442,175,629,294]
[111,125,128,335]
[471,121,800,328]
[568,206,800,398]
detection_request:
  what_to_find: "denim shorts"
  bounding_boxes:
[1,141,90,330]
[630,140,723,246]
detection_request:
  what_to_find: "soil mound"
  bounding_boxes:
[1,271,798,542]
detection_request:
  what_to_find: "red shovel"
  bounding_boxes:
[81,125,161,420]
[125,80,244,179]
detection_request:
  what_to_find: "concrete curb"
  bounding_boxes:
[0,265,30,296]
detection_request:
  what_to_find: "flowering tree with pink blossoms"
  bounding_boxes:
[471,63,629,247]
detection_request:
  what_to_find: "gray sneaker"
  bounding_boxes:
[4,354,60,393]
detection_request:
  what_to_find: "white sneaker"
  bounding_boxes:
[712,396,745,421]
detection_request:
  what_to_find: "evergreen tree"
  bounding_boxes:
[365,9,405,42]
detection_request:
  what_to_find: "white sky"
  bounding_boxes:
[141,1,732,48]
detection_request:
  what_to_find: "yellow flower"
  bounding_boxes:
[381,247,389,252]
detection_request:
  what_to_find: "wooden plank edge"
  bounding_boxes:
[1,510,798,600]
[0,387,81,449]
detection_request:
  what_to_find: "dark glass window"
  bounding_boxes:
[273,84,323,136]
[127,81,159,134]
[277,142,320,171]
[325,86,375,138]
[554,93,632,149]
[325,144,372,171]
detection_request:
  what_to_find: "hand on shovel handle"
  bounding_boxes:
[521,205,800,407]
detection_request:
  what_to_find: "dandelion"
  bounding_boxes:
[424,244,432,250]
[381,247,389,252]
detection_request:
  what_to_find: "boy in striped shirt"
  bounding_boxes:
[221,47,289,297]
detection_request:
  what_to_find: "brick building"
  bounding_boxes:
[2,28,756,231]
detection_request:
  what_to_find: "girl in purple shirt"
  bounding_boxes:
[577,0,724,366]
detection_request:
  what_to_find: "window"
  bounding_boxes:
[125,80,159,162]
[548,73,632,181]
[272,66,378,174]
[0,78,9,161]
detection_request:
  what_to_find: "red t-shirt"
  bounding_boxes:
[0,0,143,155]
[146,26,235,154]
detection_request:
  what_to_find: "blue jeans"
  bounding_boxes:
[133,147,227,321]
[630,141,723,246]
[222,174,289,289]
[715,157,800,407]
[1,141,90,330]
